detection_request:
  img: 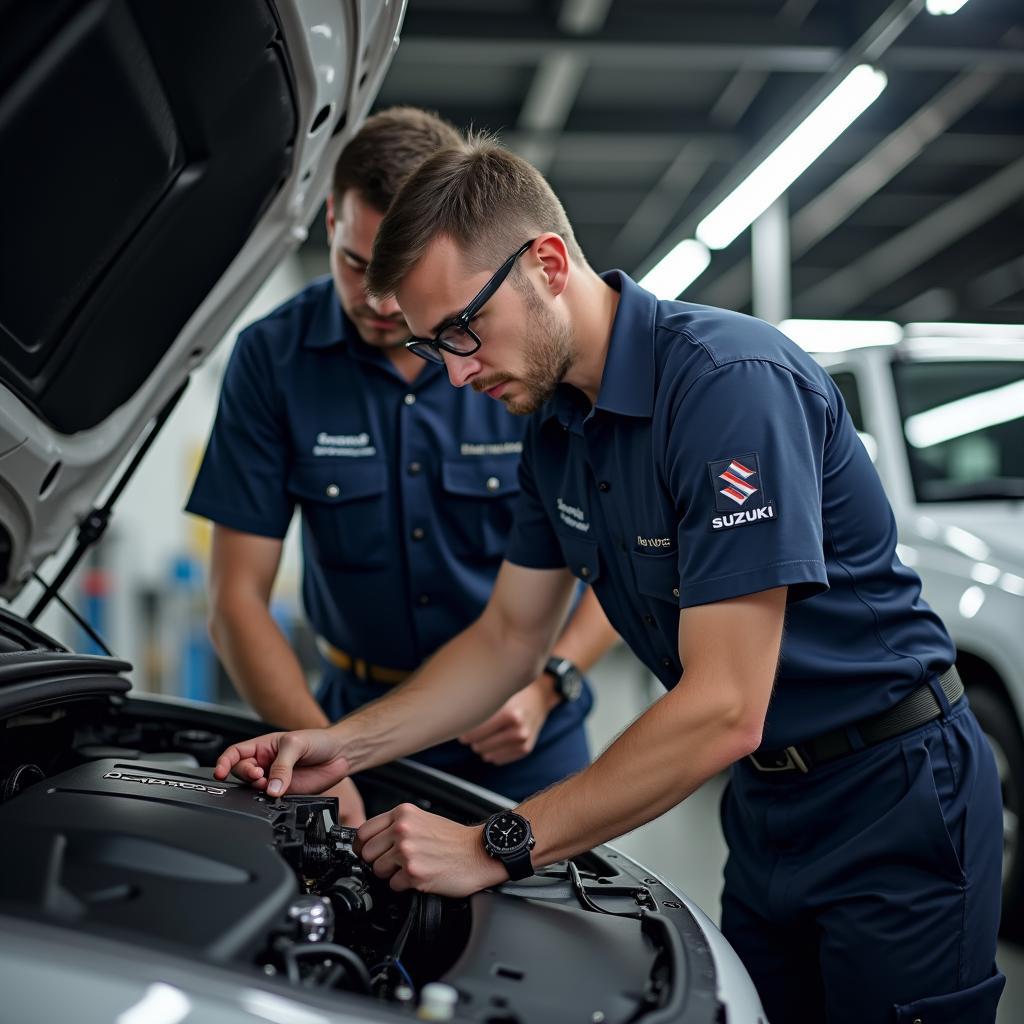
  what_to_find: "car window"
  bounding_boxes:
[829,369,879,462]
[830,371,865,431]
[893,360,1024,502]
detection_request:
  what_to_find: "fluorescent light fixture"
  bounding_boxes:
[904,378,1024,448]
[904,322,1024,340]
[638,238,711,300]
[926,0,970,14]
[779,319,901,352]
[696,65,887,250]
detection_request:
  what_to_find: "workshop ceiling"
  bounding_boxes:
[316,0,1024,323]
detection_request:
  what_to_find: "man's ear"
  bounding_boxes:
[325,193,336,244]
[533,234,570,299]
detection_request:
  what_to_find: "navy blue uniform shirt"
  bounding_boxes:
[505,271,955,750]
[187,277,528,670]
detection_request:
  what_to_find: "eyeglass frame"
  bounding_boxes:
[405,238,536,365]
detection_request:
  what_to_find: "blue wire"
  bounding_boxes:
[393,958,415,990]
[370,959,415,991]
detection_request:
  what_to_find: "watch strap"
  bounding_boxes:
[502,845,534,881]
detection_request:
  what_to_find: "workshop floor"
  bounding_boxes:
[584,645,1024,1023]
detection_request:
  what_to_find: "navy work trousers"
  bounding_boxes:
[720,696,1005,1023]
[316,663,592,802]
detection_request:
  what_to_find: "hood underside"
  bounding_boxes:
[0,0,404,597]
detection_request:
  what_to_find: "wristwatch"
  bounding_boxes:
[543,656,584,703]
[482,810,536,881]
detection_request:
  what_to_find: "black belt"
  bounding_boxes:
[748,666,965,774]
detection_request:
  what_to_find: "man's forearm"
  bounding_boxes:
[333,612,547,773]
[516,673,762,865]
[210,598,328,730]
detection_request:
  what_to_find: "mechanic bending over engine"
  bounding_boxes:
[215,136,1005,1023]
[188,108,617,819]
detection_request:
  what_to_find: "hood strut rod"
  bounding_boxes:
[27,381,188,624]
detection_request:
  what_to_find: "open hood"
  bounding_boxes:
[0,0,405,598]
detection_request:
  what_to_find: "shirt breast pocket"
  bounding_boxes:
[558,533,602,586]
[631,548,681,607]
[288,460,388,570]
[440,457,521,560]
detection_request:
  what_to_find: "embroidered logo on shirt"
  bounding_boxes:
[707,453,776,530]
[557,497,591,533]
[313,431,377,458]
[460,441,523,456]
[636,535,672,549]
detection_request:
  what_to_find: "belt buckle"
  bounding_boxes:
[748,745,810,773]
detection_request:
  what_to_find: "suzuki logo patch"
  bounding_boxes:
[707,453,777,531]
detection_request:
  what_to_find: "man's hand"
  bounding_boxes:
[457,682,558,765]
[356,804,507,896]
[322,776,367,827]
[214,728,350,797]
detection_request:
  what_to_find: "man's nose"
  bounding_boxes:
[368,292,402,318]
[444,352,480,389]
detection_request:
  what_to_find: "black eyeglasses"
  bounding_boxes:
[405,239,536,365]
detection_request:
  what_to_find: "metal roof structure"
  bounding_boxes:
[310,0,1024,323]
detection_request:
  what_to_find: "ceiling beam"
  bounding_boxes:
[796,154,1024,315]
[397,39,1024,74]
[513,0,613,173]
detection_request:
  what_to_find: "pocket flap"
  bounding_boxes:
[559,533,601,584]
[288,460,387,504]
[442,458,520,498]
[632,549,681,604]
[895,971,1005,1023]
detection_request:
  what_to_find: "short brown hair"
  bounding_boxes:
[366,133,587,298]
[331,106,461,213]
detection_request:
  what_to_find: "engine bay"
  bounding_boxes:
[0,679,720,1023]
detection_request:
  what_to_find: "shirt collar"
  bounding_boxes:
[302,277,350,349]
[542,269,657,425]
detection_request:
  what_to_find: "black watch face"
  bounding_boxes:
[485,812,531,853]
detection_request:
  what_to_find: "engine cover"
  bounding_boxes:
[0,759,300,960]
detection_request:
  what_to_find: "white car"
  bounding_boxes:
[810,324,1024,939]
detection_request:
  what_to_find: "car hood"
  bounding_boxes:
[907,507,1024,575]
[0,0,405,598]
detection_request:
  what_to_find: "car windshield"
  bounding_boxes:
[893,359,1024,502]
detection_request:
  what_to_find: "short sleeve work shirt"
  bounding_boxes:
[186,277,526,669]
[505,272,954,749]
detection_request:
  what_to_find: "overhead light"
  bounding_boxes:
[904,322,1024,340]
[696,65,887,250]
[926,0,971,14]
[638,238,711,300]
[904,378,1024,448]
[779,319,902,352]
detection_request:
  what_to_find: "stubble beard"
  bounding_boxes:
[500,292,575,415]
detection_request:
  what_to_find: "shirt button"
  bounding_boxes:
[644,614,655,625]
[661,658,673,669]
[486,476,500,492]
[408,461,422,475]
[598,480,611,492]
[404,393,417,406]
[417,593,431,606]
[411,527,425,541]
[580,566,591,579]
[325,484,340,498]
[672,588,680,598]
